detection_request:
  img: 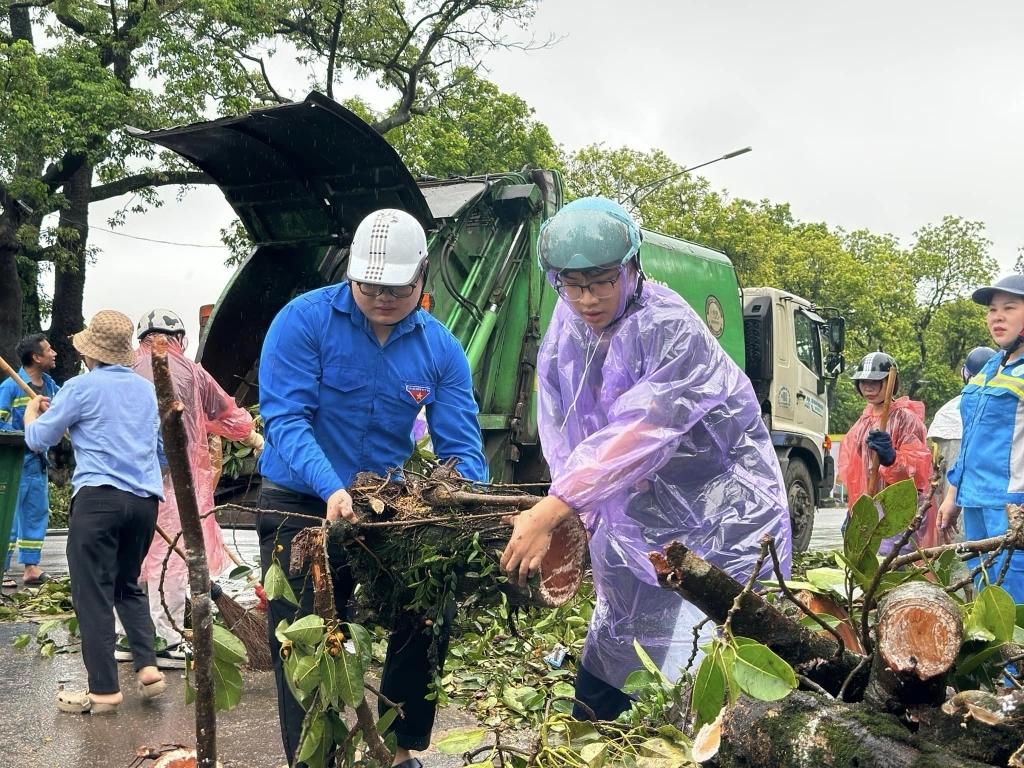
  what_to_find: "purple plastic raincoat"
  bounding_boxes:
[539,282,792,689]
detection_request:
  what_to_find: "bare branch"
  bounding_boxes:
[325,4,346,100]
[89,170,214,203]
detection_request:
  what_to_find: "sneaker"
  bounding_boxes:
[155,643,189,670]
[114,635,133,663]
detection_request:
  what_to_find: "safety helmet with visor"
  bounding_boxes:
[537,197,642,274]
[137,309,186,340]
[347,209,428,289]
[851,351,898,395]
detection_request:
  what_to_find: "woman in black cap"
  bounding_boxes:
[938,275,1024,602]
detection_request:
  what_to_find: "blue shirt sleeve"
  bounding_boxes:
[0,380,14,431]
[25,384,81,453]
[260,300,346,500]
[425,335,489,483]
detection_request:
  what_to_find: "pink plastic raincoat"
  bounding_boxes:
[838,397,933,552]
[135,336,255,583]
[539,282,792,690]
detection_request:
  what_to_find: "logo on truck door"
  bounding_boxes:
[704,295,725,338]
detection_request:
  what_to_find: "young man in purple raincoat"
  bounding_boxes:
[500,197,792,721]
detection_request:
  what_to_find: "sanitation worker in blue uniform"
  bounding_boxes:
[257,208,488,768]
[0,333,60,588]
[940,274,1024,603]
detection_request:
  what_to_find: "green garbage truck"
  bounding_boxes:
[131,93,846,552]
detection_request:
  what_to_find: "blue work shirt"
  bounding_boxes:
[258,282,488,499]
[24,365,166,500]
[950,352,1024,508]
[0,367,60,432]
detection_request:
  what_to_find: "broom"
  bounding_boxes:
[154,523,272,671]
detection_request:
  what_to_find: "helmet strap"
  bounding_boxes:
[1003,333,1024,366]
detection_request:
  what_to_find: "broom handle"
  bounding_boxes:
[867,366,899,496]
[156,521,247,570]
[155,522,190,562]
[0,355,38,398]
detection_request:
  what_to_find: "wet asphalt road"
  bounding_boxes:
[2,508,847,767]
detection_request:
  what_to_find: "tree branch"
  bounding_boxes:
[89,170,214,202]
[325,4,345,100]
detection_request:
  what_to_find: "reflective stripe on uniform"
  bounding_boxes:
[15,539,44,549]
[10,396,30,409]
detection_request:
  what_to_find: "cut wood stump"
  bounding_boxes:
[865,581,963,714]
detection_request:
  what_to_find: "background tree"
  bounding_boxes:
[3,0,547,380]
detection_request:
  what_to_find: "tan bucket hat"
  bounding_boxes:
[72,310,136,367]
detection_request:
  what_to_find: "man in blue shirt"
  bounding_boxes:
[0,333,60,587]
[22,310,167,713]
[258,208,487,768]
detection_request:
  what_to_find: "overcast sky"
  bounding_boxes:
[71,0,1024,349]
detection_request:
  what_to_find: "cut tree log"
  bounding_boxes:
[864,581,963,715]
[649,541,871,699]
[716,691,998,768]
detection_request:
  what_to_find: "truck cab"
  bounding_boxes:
[744,288,844,551]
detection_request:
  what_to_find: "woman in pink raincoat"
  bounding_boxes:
[838,352,932,554]
[120,309,262,667]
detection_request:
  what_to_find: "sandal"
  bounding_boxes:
[23,572,51,586]
[2,576,16,590]
[56,689,119,714]
[139,673,167,700]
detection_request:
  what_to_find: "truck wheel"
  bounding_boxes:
[785,458,815,553]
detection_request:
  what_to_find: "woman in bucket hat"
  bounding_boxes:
[939,275,1024,603]
[20,310,168,713]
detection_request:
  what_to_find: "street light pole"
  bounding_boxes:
[622,146,752,211]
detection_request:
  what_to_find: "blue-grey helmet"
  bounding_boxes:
[537,197,641,273]
[971,274,1024,306]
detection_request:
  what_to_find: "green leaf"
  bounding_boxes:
[691,652,726,728]
[805,567,854,597]
[436,729,487,754]
[334,645,365,708]
[844,494,884,577]
[873,480,919,537]
[297,708,326,766]
[212,656,244,710]
[228,565,253,580]
[633,638,664,679]
[212,623,248,665]
[318,651,340,709]
[622,669,658,695]
[293,655,322,694]
[40,641,55,658]
[280,615,326,647]
[731,637,798,701]
[345,622,373,673]
[376,706,399,734]
[264,562,298,607]
[551,681,576,697]
[13,634,30,649]
[638,737,690,761]
[580,742,608,768]
[979,586,1017,643]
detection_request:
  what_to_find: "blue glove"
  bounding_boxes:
[865,429,896,467]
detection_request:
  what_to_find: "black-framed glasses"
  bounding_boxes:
[355,282,418,298]
[555,273,620,302]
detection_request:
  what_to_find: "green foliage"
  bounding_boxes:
[220,405,262,481]
[47,481,72,529]
[387,70,560,178]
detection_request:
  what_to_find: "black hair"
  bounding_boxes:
[17,334,47,368]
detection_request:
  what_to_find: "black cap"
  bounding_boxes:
[972,274,1024,306]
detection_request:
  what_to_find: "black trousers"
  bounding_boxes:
[571,662,634,721]
[67,485,159,694]
[257,485,454,766]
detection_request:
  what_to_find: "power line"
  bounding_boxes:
[89,225,229,249]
